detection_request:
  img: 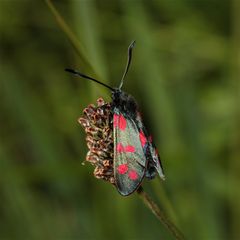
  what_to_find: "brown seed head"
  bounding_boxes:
[78,98,114,184]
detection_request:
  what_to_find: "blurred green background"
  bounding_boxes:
[0,0,238,239]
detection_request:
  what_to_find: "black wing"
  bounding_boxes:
[135,113,165,180]
[113,112,147,196]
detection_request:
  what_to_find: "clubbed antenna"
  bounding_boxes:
[118,40,136,90]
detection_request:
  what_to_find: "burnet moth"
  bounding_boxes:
[66,41,165,196]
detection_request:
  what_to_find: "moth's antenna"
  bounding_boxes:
[65,69,114,91]
[119,40,136,90]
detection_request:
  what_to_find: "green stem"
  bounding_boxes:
[230,0,240,238]
[45,0,97,75]
[137,187,185,240]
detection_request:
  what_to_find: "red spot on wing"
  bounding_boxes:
[117,164,128,174]
[113,114,118,128]
[119,115,127,130]
[113,114,127,131]
[139,131,147,147]
[124,145,135,153]
[117,144,135,153]
[148,135,153,143]
[116,143,124,153]
[128,170,138,180]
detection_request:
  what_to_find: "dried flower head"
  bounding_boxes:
[78,98,115,184]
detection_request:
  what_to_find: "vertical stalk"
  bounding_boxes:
[230,0,240,238]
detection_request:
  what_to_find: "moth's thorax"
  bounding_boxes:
[112,89,138,119]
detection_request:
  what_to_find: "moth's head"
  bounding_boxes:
[112,89,138,116]
[111,88,122,101]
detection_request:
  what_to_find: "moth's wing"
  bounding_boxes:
[113,113,147,196]
[147,142,165,180]
[136,113,165,180]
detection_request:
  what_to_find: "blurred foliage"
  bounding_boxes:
[0,0,238,239]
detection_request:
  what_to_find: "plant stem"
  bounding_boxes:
[137,187,185,240]
[45,0,97,75]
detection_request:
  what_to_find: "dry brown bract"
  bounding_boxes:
[78,98,115,184]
